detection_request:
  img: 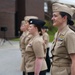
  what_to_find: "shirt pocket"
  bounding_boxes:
[26,43,33,52]
[56,40,64,47]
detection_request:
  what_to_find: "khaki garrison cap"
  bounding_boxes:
[21,20,25,24]
[52,3,75,17]
[24,16,38,21]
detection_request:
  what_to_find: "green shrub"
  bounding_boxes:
[48,27,57,42]
[45,20,57,42]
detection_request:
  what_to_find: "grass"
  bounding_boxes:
[11,38,20,41]
[11,27,57,42]
[11,35,54,42]
[11,35,55,42]
[11,33,56,42]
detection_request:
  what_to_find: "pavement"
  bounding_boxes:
[0,39,51,75]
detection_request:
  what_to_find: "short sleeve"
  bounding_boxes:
[65,32,75,54]
[32,40,45,58]
[43,34,48,41]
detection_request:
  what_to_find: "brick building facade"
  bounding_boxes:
[0,0,44,39]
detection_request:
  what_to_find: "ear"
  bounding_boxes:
[62,16,67,22]
[63,15,67,20]
[35,26,38,30]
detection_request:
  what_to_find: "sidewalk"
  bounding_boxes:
[0,40,51,75]
[0,40,21,75]
[0,40,19,49]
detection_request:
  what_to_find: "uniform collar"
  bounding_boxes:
[57,25,69,36]
[32,34,40,38]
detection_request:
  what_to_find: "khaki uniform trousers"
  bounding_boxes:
[51,65,71,75]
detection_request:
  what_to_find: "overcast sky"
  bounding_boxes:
[58,0,75,5]
[44,0,75,12]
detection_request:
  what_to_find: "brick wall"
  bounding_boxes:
[0,12,15,38]
[25,0,44,20]
[0,0,16,38]
[0,0,15,13]
[0,0,45,38]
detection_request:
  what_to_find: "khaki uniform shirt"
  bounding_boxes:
[20,31,32,56]
[42,32,49,48]
[25,35,47,72]
[51,25,75,75]
[20,31,32,71]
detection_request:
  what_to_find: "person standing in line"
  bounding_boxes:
[25,19,47,75]
[51,3,75,75]
[41,26,51,72]
[20,16,38,75]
